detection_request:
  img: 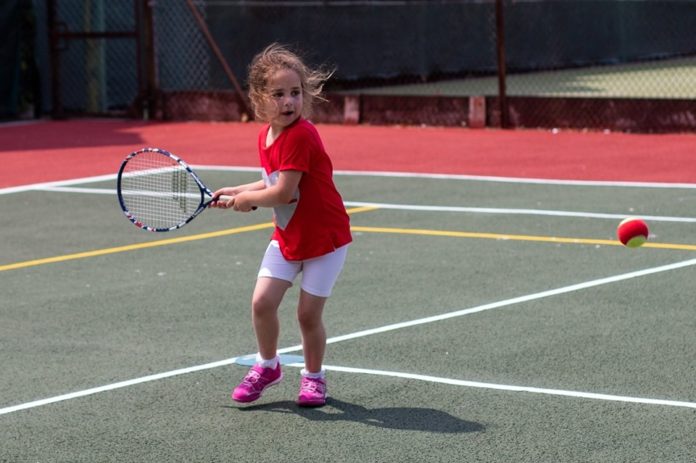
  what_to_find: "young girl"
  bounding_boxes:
[211,44,351,407]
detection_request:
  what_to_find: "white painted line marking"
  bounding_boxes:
[332,169,696,189]
[0,174,117,195]
[0,358,240,416]
[323,258,696,344]
[232,358,696,409]
[2,257,695,416]
[203,165,696,189]
[319,365,696,409]
[3,166,696,196]
[13,186,696,223]
[344,201,696,223]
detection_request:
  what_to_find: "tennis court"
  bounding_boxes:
[347,56,696,98]
[1,120,695,462]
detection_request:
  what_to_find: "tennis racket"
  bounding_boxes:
[117,147,234,232]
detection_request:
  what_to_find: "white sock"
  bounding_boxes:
[301,368,326,379]
[255,353,279,369]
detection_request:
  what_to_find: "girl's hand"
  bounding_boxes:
[210,187,238,209]
[231,192,255,212]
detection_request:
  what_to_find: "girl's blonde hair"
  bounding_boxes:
[247,43,333,121]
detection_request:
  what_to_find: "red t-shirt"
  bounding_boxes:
[258,118,352,261]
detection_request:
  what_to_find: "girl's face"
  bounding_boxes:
[264,68,303,131]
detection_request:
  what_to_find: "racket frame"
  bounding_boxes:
[117,147,219,232]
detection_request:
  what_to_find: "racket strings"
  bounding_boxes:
[120,152,203,229]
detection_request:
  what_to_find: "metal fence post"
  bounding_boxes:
[495,0,508,128]
[47,0,64,118]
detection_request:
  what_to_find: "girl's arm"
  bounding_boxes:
[222,170,302,212]
[210,180,265,208]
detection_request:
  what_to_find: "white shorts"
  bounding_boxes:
[257,240,349,297]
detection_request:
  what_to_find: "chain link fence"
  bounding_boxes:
[151,0,247,120]
[149,0,501,125]
[45,0,140,117]
[42,0,696,132]
[501,0,696,132]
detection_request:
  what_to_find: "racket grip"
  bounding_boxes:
[214,194,257,211]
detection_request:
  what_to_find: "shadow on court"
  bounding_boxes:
[227,398,485,433]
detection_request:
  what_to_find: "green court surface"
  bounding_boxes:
[1,170,696,462]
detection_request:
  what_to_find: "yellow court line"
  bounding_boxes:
[6,207,693,273]
[0,223,274,272]
[350,226,696,252]
[0,206,380,273]
[346,206,381,215]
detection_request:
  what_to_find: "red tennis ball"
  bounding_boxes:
[617,218,649,248]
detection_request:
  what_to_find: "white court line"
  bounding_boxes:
[318,366,696,409]
[343,201,696,223]
[335,171,696,189]
[205,165,696,189]
[323,258,696,345]
[0,358,241,416]
[2,257,696,416]
[13,185,696,224]
[33,186,116,195]
[0,174,116,195]
[3,166,696,196]
[240,357,696,409]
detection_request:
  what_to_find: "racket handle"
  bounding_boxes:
[213,194,257,211]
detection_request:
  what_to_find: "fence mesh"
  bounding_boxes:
[46,0,696,132]
[50,0,138,115]
[500,0,696,131]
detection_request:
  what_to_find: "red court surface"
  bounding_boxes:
[1,119,695,188]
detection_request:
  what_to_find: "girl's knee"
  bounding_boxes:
[251,293,279,317]
[251,278,290,316]
[297,307,323,330]
[296,291,327,328]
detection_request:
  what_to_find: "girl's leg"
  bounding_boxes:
[296,243,349,373]
[232,276,291,404]
[296,289,328,373]
[252,276,292,361]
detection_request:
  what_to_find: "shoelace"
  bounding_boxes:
[300,378,324,393]
[241,369,263,387]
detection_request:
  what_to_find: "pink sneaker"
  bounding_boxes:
[297,376,327,407]
[231,363,283,403]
